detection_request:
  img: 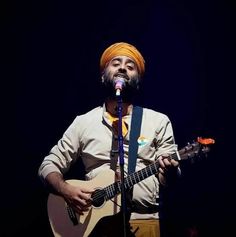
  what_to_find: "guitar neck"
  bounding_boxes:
[104,152,179,200]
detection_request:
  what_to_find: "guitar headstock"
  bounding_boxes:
[197,137,215,145]
[178,137,215,162]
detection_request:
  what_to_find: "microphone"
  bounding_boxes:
[114,76,125,96]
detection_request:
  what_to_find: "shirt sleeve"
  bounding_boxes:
[155,115,178,158]
[38,116,81,180]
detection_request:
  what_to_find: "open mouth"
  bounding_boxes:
[114,74,129,81]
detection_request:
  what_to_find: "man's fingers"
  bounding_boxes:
[171,159,179,167]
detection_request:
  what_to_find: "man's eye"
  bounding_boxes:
[127,66,134,70]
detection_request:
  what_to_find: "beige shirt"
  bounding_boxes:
[38,104,178,219]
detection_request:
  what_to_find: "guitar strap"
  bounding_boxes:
[128,106,143,174]
[126,105,143,218]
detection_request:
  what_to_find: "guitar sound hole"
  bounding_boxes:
[91,189,106,208]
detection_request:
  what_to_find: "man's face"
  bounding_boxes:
[101,56,141,102]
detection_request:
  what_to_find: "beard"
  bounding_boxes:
[101,71,141,103]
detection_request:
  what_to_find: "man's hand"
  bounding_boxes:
[157,155,180,186]
[61,182,94,215]
[45,172,95,215]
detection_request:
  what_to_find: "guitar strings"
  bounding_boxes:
[91,161,161,202]
[91,148,200,205]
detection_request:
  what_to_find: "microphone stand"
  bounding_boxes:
[116,90,128,237]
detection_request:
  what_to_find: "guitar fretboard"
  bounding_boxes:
[104,152,179,200]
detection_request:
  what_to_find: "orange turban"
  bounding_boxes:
[100,42,145,75]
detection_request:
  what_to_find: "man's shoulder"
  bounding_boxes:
[84,106,103,116]
[142,107,169,120]
[75,106,103,121]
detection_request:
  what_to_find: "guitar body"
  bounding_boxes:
[47,169,121,237]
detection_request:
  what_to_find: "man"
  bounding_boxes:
[38,42,180,237]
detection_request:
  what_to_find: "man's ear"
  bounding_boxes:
[101,74,105,83]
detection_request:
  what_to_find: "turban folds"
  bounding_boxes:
[100,42,145,75]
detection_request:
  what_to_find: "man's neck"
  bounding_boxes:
[105,99,133,116]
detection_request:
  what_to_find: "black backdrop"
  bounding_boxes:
[2,0,235,236]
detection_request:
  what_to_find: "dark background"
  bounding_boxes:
[2,0,235,236]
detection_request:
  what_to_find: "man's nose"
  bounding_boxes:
[118,67,127,73]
